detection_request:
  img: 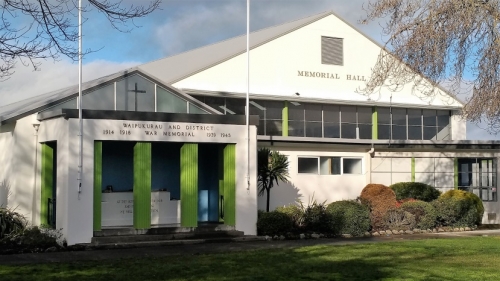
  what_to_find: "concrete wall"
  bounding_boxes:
[451,110,466,140]
[0,123,15,207]
[37,117,258,245]
[371,151,500,224]
[259,146,369,210]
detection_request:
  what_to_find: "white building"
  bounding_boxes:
[1,11,499,245]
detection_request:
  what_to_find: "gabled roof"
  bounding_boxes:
[0,68,222,125]
[0,10,464,124]
[138,11,332,84]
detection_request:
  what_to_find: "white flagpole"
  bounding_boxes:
[246,0,250,190]
[78,0,83,194]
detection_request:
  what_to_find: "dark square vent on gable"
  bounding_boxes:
[321,36,343,66]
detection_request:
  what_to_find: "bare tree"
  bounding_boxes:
[0,0,161,80]
[360,0,500,132]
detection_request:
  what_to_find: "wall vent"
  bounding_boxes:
[321,36,343,66]
[488,213,497,221]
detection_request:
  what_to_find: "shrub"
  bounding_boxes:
[431,190,484,227]
[440,190,484,225]
[276,204,303,229]
[326,200,370,237]
[383,208,416,231]
[0,226,63,254]
[0,207,27,239]
[302,200,334,234]
[400,200,437,230]
[360,184,397,230]
[390,182,441,202]
[257,211,294,236]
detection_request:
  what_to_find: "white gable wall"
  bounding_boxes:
[173,15,462,109]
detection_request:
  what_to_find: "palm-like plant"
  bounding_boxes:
[257,148,290,212]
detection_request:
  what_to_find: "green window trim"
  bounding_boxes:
[93,141,103,231]
[282,101,289,137]
[133,142,152,230]
[372,107,378,140]
[180,143,198,227]
[40,143,54,227]
[223,144,236,226]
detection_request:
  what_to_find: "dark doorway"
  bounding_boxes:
[198,143,223,222]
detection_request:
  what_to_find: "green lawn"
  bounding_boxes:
[1,237,500,281]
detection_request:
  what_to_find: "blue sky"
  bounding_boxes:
[0,0,498,140]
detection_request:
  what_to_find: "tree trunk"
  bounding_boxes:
[266,188,270,212]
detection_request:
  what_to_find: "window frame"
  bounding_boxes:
[297,156,363,175]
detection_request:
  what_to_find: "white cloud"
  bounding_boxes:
[155,0,376,56]
[0,59,139,107]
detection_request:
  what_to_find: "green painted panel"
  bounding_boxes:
[282,101,289,137]
[134,142,152,230]
[40,143,53,226]
[411,157,415,182]
[223,144,236,226]
[93,141,102,231]
[372,107,378,140]
[218,145,224,223]
[181,143,198,227]
[454,158,459,189]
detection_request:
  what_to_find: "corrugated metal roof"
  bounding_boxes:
[138,11,332,84]
[0,68,222,124]
[0,11,331,124]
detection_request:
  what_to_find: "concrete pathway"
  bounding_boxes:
[1,229,499,266]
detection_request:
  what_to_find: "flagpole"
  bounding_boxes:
[246,0,250,190]
[78,0,83,194]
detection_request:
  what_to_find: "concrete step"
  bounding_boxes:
[94,224,237,237]
[91,229,244,245]
[86,236,266,250]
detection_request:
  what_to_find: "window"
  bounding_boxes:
[343,158,362,174]
[44,73,208,114]
[298,156,362,175]
[458,158,497,202]
[298,157,319,174]
[321,36,343,65]
[377,107,450,140]
[320,157,341,175]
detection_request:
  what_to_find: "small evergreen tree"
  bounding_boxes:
[257,148,290,212]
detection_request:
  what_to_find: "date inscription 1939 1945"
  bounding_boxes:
[102,123,231,138]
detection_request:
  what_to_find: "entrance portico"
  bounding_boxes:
[36,109,258,245]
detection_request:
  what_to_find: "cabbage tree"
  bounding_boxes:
[257,148,290,212]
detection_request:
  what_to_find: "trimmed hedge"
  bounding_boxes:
[400,200,437,230]
[383,208,416,231]
[436,190,484,226]
[302,201,334,234]
[257,211,294,236]
[390,182,441,202]
[326,200,370,237]
[360,184,397,230]
[276,204,303,229]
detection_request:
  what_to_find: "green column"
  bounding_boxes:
[372,107,378,140]
[282,101,289,136]
[40,143,54,226]
[411,157,415,182]
[93,141,102,231]
[181,143,198,227]
[223,144,236,226]
[133,142,152,230]
[454,158,459,189]
[218,145,224,223]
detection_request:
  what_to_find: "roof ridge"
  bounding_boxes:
[137,10,332,67]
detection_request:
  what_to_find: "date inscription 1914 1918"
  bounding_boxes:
[102,123,231,138]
